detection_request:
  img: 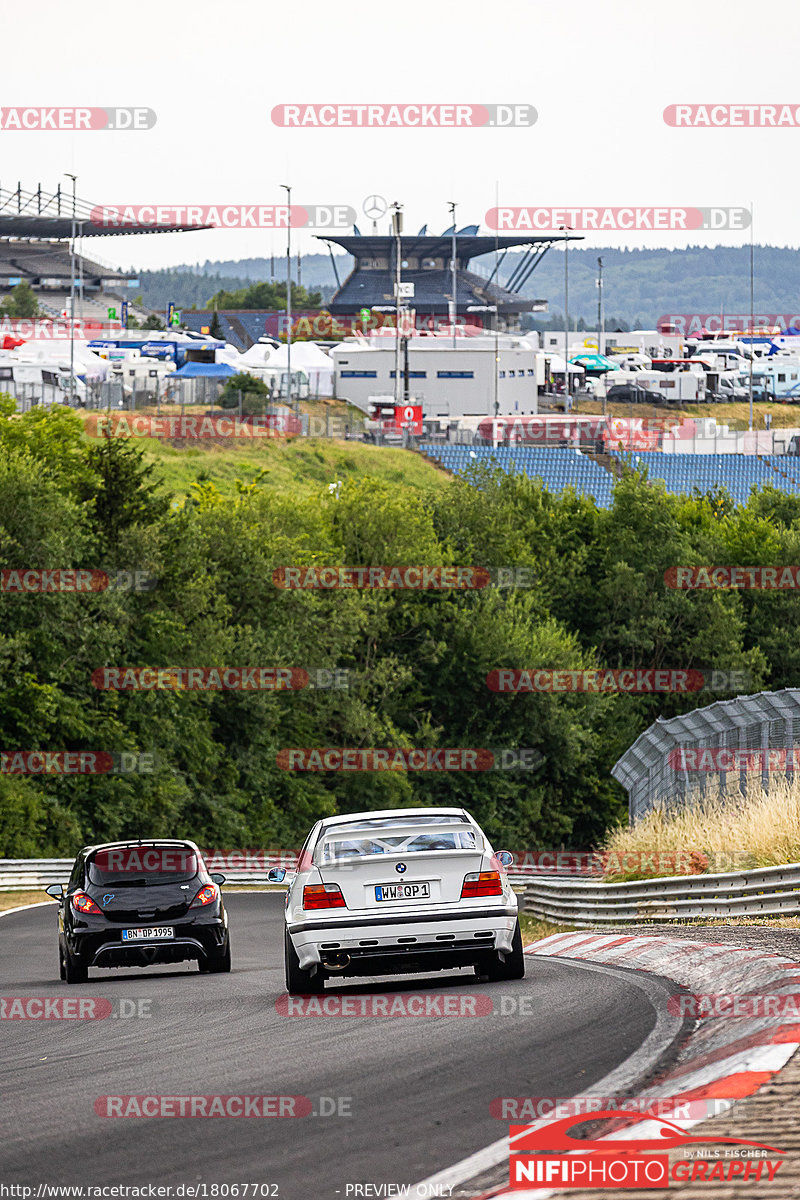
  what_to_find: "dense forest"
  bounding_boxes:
[1,401,798,858]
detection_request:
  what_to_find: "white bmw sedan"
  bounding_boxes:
[268,807,524,994]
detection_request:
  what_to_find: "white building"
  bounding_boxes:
[331,332,543,421]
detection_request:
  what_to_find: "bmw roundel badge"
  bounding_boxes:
[396,862,407,873]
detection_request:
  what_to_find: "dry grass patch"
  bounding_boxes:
[601,777,800,879]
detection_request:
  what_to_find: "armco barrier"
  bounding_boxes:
[523,861,800,923]
[0,856,556,891]
[0,857,294,891]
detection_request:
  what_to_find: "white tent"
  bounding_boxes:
[10,339,109,381]
[546,353,584,374]
[259,342,334,395]
[237,339,280,369]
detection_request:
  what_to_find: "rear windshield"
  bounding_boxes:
[87,846,200,885]
[318,822,478,862]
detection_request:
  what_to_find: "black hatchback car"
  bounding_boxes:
[47,839,231,983]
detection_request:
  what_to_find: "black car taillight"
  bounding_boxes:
[190,884,219,908]
[461,871,503,898]
[71,891,102,914]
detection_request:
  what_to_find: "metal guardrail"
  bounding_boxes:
[0,859,288,891]
[523,862,800,923]
[0,858,554,891]
[7,859,800,920]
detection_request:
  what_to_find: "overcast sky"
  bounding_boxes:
[2,0,796,271]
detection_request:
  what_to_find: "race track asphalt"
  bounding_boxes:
[0,894,665,1199]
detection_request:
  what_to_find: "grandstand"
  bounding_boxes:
[0,240,133,318]
[608,450,800,503]
[0,182,210,321]
[316,229,581,331]
[420,445,800,509]
[420,444,615,507]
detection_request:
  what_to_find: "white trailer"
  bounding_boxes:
[634,369,706,402]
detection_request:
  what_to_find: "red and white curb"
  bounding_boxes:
[412,931,800,1199]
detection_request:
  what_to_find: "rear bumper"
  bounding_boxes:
[66,921,228,968]
[288,904,518,970]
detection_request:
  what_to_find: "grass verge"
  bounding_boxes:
[0,890,51,912]
[519,913,577,945]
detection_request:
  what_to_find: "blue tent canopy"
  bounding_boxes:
[171,361,238,379]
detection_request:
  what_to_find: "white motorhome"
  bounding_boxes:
[0,360,84,407]
[752,356,800,399]
[110,357,176,397]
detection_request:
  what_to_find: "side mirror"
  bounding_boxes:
[495,850,514,868]
[45,883,65,898]
[267,867,286,883]
[210,873,226,886]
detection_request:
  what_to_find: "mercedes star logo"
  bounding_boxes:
[363,194,388,220]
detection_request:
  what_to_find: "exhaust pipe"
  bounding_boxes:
[322,952,351,971]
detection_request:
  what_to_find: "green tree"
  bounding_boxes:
[218,371,269,415]
[207,281,322,310]
[0,280,42,318]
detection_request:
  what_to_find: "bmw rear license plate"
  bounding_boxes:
[121,927,175,941]
[375,882,431,902]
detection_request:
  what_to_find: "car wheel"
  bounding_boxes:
[63,945,89,985]
[484,920,525,982]
[200,939,232,974]
[284,928,324,994]
[59,943,66,981]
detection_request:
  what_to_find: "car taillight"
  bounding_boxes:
[461,871,503,898]
[303,884,346,910]
[190,884,219,908]
[72,891,102,914]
